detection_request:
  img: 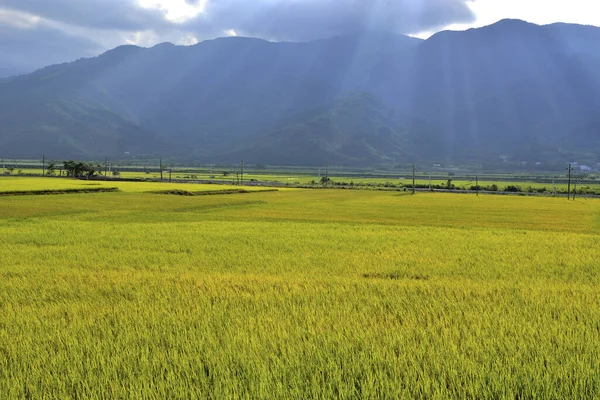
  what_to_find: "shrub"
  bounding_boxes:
[504,185,522,193]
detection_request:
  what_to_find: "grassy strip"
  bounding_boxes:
[151,189,279,196]
[0,187,119,196]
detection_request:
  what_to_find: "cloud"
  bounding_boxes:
[0,9,103,73]
[0,0,475,73]
[190,0,476,41]
[0,0,168,31]
[4,0,476,39]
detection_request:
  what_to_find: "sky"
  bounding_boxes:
[1,0,600,74]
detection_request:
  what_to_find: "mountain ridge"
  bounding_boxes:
[1,20,599,166]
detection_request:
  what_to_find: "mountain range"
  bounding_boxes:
[1,19,599,166]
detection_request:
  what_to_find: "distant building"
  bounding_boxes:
[580,165,592,172]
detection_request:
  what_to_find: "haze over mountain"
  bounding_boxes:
[1,19,599,166]
[0,67,23,78]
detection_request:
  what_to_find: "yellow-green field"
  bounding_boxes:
[5,167,599,193]
[0,176,270,193]
[1,177,600,398]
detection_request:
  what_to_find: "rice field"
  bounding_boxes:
[1,177,600,398]
[5,166,599,192]
[0,176,270,193]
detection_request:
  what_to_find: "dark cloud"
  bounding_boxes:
[191,0,476,40]
[4,0,476,40]
[0,0,475,73]
[0,0,167,31]
[0,20,103,74]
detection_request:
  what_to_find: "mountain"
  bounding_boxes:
[0,32,422,161]
[386,19,600,161]
[1,21,600,166]
[218,92,442,166]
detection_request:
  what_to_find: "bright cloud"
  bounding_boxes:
[0,8,42,29]
[470,0,600,27]
[418,0,600,37]
[137,0,207,23]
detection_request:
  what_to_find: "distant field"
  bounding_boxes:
[1,179,600,397]
[3,167,598,193]
[0,176,271,193]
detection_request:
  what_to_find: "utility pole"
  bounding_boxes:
[476,175,479,197]
[104,157,108,179]
[160,159,163,181]
[240,160,244,186]
[412,164,416,195]
[567,163,572,200]
[42,155,45,176]
[428,171,432,191]
[169,169,172,183]
[573,177,577,201]
[552,177,556,196]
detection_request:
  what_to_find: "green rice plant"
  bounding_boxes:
[0,186,599,398]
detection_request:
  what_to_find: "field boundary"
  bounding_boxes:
[0,187,119,196]
[150,189,279,196]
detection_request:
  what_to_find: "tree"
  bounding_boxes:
[63,161,77,177]
[46,163,56,176]
[63,161,97,178]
